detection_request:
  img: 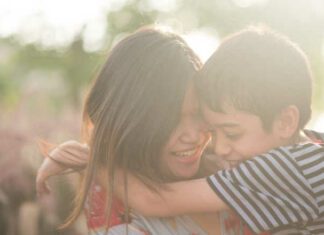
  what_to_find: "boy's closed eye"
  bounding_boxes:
[208,127,243,141]
[223,130,243,141]
[219,125,244,141]
[208,128,243,141]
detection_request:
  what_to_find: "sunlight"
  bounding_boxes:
[0,0,220,56]
[145,0,179,12]
[0,0,116,48]
[232,0,268,8]
[311,113,324,131]
[183,29,219,63]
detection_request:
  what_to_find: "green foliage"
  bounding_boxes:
[1,0,324,112]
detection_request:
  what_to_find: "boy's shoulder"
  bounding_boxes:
[269,129,324,156]
[245,130,324,168]
[253,129,324,173]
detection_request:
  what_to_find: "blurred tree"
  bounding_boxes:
[0,0,323,111]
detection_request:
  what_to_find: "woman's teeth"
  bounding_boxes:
[174,149,196,157]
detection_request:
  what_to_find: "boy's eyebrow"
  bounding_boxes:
[210,123,240,129]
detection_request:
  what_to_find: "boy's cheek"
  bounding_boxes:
[236,142,275,160]
[233,142,260,160]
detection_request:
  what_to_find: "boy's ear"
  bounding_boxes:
[273,105,300,139]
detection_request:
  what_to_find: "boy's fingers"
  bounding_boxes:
[36,140,89,197]
[59,148,89,161]
[36,157,65,195]
[36,174,51,196]
[50,145,89,167]
[58,140,89,153]
[41,157,66,176]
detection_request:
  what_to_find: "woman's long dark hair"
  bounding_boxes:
[65,26,202,229]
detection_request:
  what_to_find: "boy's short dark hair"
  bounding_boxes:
[196,26,313,130]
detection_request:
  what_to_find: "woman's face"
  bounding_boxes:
[159,83,210,181]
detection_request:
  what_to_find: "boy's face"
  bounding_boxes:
[202,103,284,168]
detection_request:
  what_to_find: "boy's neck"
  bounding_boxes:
[275,131,303,149]
[285,130,312,146]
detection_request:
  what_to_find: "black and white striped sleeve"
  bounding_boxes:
[206,144,323,234]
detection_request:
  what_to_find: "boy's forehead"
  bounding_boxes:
[201,102,237,118]
[201,102,263,128]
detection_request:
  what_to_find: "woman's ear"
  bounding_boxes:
[273,105,300,139]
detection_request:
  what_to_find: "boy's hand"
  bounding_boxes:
[36,140,89,196]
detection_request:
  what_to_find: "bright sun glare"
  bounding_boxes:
[183,30,219,62]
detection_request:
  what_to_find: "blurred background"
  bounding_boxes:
[1,0,324,234]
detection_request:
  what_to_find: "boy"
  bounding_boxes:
[122,27,324,234]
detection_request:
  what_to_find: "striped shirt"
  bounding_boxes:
[207,130,324,235]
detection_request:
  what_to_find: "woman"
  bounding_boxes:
[37,26,249,234]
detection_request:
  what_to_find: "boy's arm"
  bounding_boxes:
[116,144,323,234]
[115,174,228,217]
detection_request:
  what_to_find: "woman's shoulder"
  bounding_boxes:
[85,181,125,229]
